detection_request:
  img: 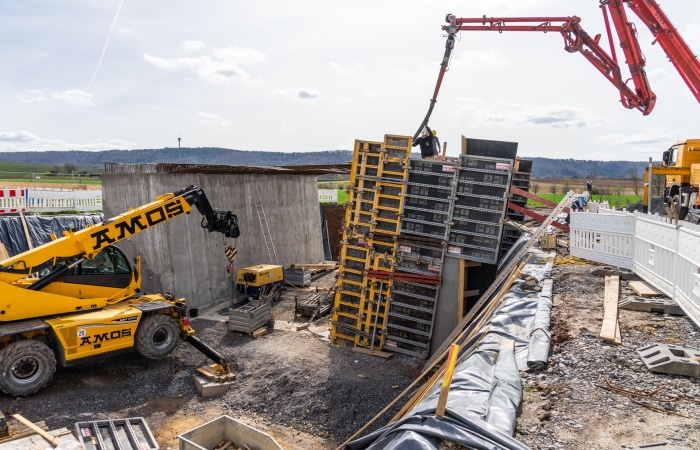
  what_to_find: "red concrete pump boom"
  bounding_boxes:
[415,0,700,132]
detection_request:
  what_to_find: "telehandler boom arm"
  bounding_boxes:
[0,185,240,284]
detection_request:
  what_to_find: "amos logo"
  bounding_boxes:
[79,328,132,346]
[89,198,186,250]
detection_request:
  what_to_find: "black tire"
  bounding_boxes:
[272,287,282,303]
[135,314,181,360]
[0,340,56,396]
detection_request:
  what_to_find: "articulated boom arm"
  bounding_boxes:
[443,12,655,114]
[439,1,700,116]
[0,185,240,283]
[621,0,700,104]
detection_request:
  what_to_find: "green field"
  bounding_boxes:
[530,193,643,208]
[0,161,101,186]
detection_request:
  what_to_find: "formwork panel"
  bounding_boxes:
[405,183,453,201]
[384,134,411,149]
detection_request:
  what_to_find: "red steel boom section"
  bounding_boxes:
[441,0,700,116]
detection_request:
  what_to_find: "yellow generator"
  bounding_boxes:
[236,264,284,298]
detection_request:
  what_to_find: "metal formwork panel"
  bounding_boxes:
[383,257,442,359]
[447,156,513,264]
[384,277,440,358]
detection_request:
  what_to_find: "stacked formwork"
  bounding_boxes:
[331,136,516,358]
[385,159,452,357]
[331,137,411,350]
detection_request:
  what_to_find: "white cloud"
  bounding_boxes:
[198,112,232,127]
[17,90,49,103]
[181,40,207,52]
[52,89,94,106]
[0,131,41,142]
[453,99,608,129]
[271,88,321,101]
[143,45,266,86]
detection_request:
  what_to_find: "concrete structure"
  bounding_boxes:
[102,167,344,310]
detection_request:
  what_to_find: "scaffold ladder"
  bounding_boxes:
[255,202,279,265]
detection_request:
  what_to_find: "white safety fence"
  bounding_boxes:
[0,188,102,213]
[570,208,700,328]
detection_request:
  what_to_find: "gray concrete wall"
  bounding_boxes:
[102,172,324,309]
[430,255,460,356]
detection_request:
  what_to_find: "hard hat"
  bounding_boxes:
[421,126,428,135]
[432,130,437,136]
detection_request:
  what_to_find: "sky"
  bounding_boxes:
[1,1,699,162]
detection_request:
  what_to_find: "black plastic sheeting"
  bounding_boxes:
[343,247,554,450]
[0,214,104,257]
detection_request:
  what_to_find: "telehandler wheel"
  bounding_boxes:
[0,340,57,396]
[135,314,181,359]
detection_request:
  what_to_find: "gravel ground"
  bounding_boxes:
[514,260,700,450]
[2,258,700,450]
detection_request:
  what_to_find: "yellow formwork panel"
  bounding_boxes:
[384,134,412,150]
[356,280,390,350]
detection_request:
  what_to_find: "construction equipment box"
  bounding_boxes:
[236,264,284,297]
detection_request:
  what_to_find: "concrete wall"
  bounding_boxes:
[431,255,460,356]
[102,172,324,309]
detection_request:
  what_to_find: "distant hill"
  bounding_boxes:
[0,148,647,179]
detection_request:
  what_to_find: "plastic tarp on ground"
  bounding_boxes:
[0,214,104,257]
[344,247,554,450]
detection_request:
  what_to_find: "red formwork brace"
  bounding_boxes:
[509,186,570,233]
[364,269,442,286]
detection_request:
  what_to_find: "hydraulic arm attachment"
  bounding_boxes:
[420,0,700,121]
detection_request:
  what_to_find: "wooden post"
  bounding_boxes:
[435,343,460,418]
[12,414,61,448]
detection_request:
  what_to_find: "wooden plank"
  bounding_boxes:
[11,414,61,447]
[600,276,621,344]
[251,327,268,339]
[352,347,394,359]
[290,263,337,270]
[0,242,9,261]
[628,280,662,297]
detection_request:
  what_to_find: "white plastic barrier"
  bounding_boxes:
[675,223,700,327]
[318,189,338,204]
[570,210,635,269]
[632,214,678,297]
[569,209,700,329]
[23,188,102,213]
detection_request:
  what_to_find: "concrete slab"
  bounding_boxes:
[0,427,78,450]
[637,343,700,377]
[619,296,685,315]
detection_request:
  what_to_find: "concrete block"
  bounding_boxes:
[178,415,283,450]
[193,375,234,397]
[637,343,700,377]
[619,296,684,315]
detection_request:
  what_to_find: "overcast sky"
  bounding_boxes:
[1,1,699,161]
